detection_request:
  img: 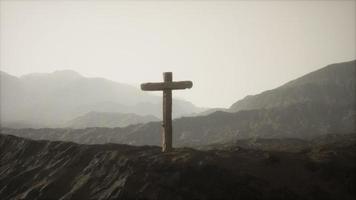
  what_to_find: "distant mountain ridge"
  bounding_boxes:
[3,101,353,147]
[2,60,354,146]
[0,70,204,128]
[65,111,159,128]
[229,60,356,112]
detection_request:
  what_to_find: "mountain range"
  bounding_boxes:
[65,111,160,128]
[2,60,355,147]
[229,60,355,112]
[1,60,355,200]
[0,70,204,128]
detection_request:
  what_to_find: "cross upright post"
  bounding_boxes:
[162,72,173,152]
[141,72,193,152]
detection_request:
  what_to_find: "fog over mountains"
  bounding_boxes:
[2,60,355,146]
[0,70,204,128]
[66,111,159,129]
[1,60,355,200]
[1,0,355,198]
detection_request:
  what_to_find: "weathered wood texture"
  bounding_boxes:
[141,81,193,91]
[162,72,173,152]
[141,72,192,152]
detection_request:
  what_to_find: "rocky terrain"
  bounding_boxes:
[0,133,355,200]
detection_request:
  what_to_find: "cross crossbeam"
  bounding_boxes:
[141,81,192,91]
[141,72,193,152]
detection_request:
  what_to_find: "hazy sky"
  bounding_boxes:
[1,0,355,108]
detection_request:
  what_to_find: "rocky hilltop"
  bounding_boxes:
[0,134,355,200]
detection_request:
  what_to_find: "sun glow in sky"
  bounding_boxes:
[1,0,355,108]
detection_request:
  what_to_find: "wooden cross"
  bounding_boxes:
[141,72,193,152]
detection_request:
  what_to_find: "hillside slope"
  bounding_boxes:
[229,60,356,112]
[0,134,355,200]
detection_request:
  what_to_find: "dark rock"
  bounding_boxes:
[0,134,355,200]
